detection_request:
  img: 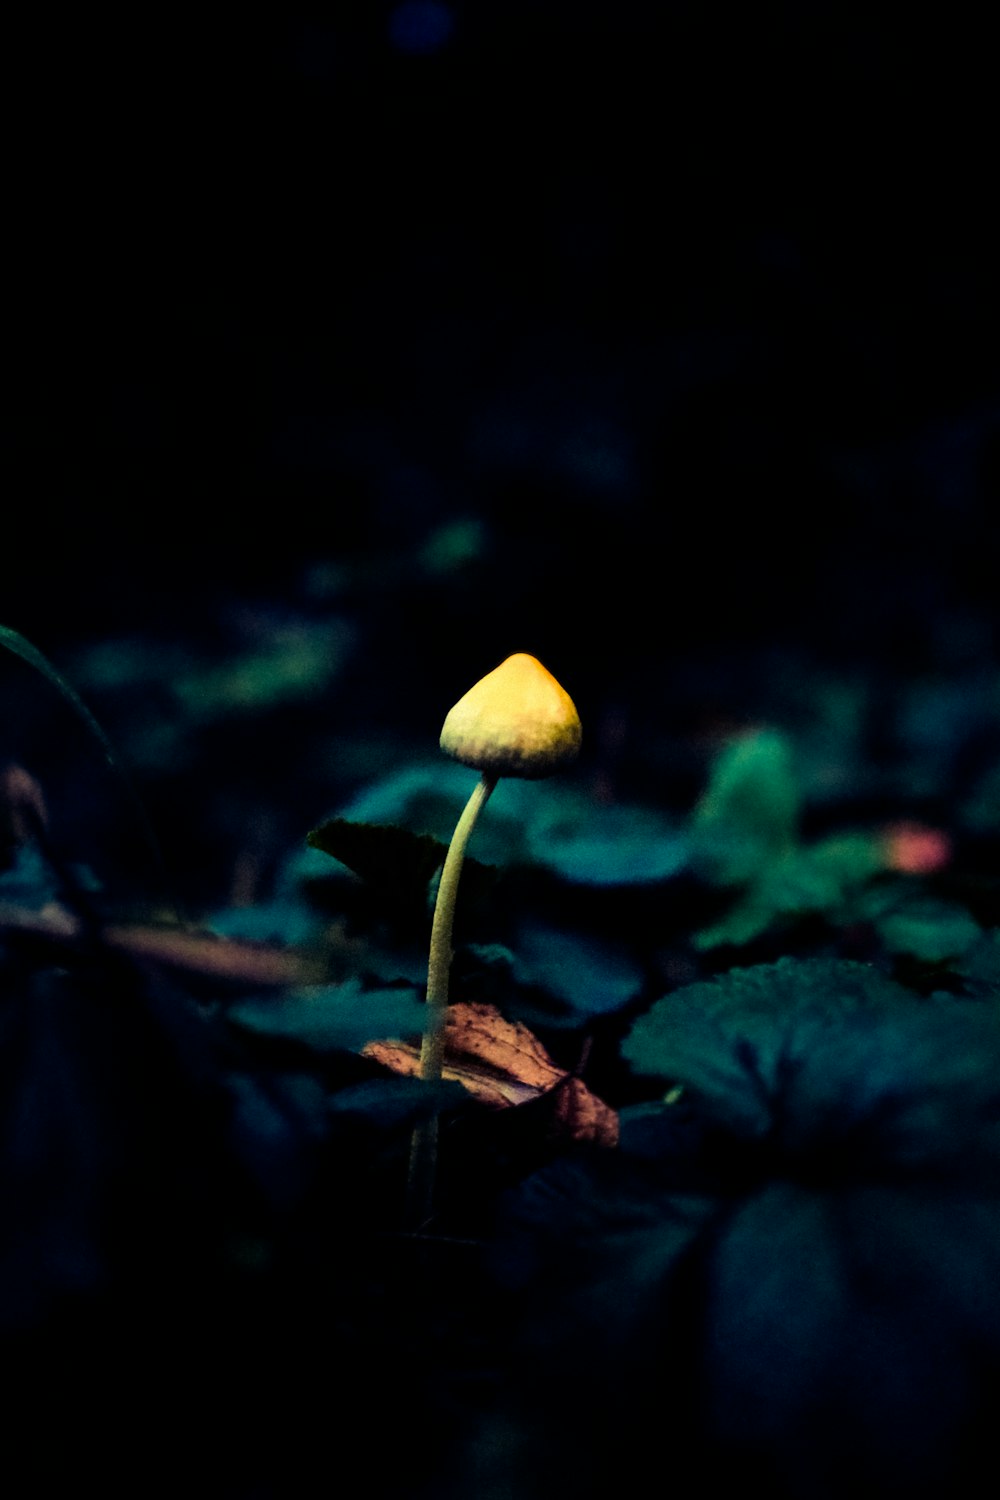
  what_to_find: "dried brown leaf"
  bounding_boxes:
[0,901,314,987]
[362,1037,538,1107]
[103,924,315,985]
[362,1002,618,1145]
[444,1001,564,1091]
[546,1073,620,1148]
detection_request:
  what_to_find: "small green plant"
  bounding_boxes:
[408,652,582,1225]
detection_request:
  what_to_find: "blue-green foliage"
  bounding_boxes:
[0,842,64,908]
[506,956,1000,1493]
[684,727,983,963]
[623,957,1000,1158]
[11,637,1000,1499]
[690,729,799,887]
[228,979,427,1052]
[688,729,886,947]
[208,898,321,948]
[461,924,643,1029]
[953,928,1000,995]
[308,814,450,891]
[692,831,886,948]
[328,1076,468,1128]
[521,798,686,886]
[510,921,642,1023]
[874,897,981,963]
[336,762,526,865]
[330,760,686,885]
[300,763,677,1027]
[225,1070,330,1209]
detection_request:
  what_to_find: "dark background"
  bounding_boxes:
[5,17,1000,1494]
[3,3,1000,903]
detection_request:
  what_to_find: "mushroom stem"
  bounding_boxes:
[421,771,497,1077]
[407,770,497,1226]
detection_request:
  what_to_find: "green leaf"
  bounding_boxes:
[333,761,685,884]
[697,1175,1000,1481]
[690,729,800,887]
[693,832,886,949]
[622,957,1000,1163]
[692,890,780,950]
[703,1179,859,1438]
[458,943,520,1009]
[802,830,886,890]
[952,928,1000,996]
[172,619,355,717]
[624,955,907,1087]
[336,761,529,865]
[0,842,63,908]
[208,896,319,947]
[524,800,687,886]
[306,817,499,924]
[875,898,981,963]
[511,921,642,1022]
[329,1076,468,1128]
[307,818,448,894]
[227,980,426,1052]
[225,1070,335,1213]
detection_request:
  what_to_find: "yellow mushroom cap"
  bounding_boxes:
[440,653,582,778]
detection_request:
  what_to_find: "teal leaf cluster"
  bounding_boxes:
[228,979,426,1053]
[622,957,1000,1158]
[307,817,451,896]
[329,761,686,886]
[329,1076,468,1128]
[874,897,980,963]
[695,832,887,949]
[504,956,1000,1494]
[511,920,642,1023]
[522,798,686,886]
[690,729,799,887]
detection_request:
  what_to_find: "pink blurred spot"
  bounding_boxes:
[882,821,952,875]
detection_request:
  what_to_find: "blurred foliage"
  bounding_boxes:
[690,729,800,886]
[3,1,1000,1489]
[228,979,428,1054]
[11,609,1000,1494]
[499,960,1000,1497]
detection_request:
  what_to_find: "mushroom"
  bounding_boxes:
[439,651,582,779]
[408,653,581,1223]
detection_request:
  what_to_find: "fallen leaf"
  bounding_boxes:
[0,902,314,986]
[443,1002,566,1090]
[362,1001,618,1147]
[546,1073,619,1149]
[103,923,315,986]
